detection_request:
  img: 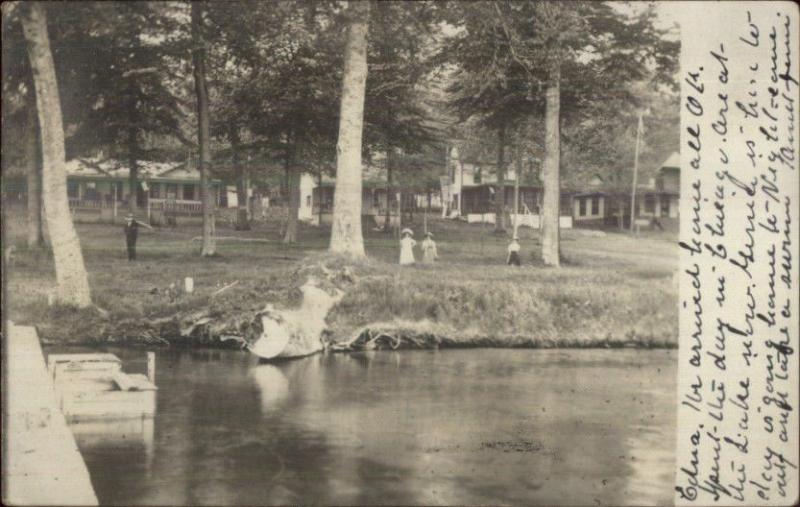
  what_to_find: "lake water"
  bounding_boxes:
[57,347,677,506]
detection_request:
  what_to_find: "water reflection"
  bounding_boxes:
[71,417,155,474]
[64,347,676,506]
[250,365,290,413]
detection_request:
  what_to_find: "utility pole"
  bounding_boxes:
[513,144,521,238]
[629,112,643,232]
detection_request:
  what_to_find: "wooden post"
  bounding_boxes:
[629,112,643,232]
[146,352,155,384]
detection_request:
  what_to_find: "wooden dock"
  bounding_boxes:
[48,353,157,420]
[3,324,98,506]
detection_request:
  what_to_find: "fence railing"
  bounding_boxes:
[68,198,107,209]
[149,198,203,215]
[68,197,204,215]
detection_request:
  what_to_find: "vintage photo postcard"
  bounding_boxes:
[1,1,797,505]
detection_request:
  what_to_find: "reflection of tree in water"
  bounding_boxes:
[71,418,155,504]
[76,348,674,505]
[276,350,669,506]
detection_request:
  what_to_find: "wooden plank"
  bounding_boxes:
[48,353,121,364]
[49,354,121,382]
[4,325,99,505]
[111,371,136,391]
[62,392,156,420]
[127,373,158,391]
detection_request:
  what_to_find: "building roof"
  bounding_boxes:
[65,158,218,183]
[317,163,387,188]
[452,161,533,184]
[317,158,441,191]
[462,181,541,190]
[659,152,680,170]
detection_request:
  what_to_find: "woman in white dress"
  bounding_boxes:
[399,228,416,265]
[421,232,438,264]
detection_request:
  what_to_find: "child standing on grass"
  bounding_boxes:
[507,236,521,266]
[421,232,438,264]
[399,228,416,265]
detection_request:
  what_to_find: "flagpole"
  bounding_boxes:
[629,112,643,233]
[514,144,520,238]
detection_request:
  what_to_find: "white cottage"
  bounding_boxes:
[65,158,221,222]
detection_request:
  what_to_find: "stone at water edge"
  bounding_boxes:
[248,305,292,359]
[248,279,344,360]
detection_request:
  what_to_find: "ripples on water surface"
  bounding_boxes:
[53,347,677,506]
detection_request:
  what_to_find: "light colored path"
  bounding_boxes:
[3,323,98,506]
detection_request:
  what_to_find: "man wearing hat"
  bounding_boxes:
[399,228,416,265]
[421,231,438,264]
[123,213,153,261]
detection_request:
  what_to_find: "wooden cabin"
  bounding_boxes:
[443,148,574,228]
[62,158,222,222]
[571,152,680,230]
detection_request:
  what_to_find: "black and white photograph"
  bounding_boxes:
[1,1,797,506]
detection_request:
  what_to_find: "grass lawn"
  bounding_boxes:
[4,211,679,348]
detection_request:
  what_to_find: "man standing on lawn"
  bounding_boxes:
[124,213,152,261]
[507,236,521,266]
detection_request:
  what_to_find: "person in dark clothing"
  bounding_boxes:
[124,213,152,261]
[507,237,521,266]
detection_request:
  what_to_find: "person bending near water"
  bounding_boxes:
[507,237,521,266]
[124,213,153,261]
[399,228,416,265]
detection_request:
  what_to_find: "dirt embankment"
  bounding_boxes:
[29,254,677,351]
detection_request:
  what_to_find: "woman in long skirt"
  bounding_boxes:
[421,232,438,264]
[399,228,416,265]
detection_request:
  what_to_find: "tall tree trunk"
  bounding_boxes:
[541,64,561,267]
[283,170,300,243]
[398,189,403,234]
[384,148,393,232]
[283,140,300,244]
[192,2,215,256]
[22,3,91,307]
[329,1,369,257]
[244,168,251,220]
[127,125,138,213]
[283,163,290,206]
[125,79,139,213]
[25,87,44,248]
[494,123,506,233]
[317,170,323,225]
[231,128,250,231]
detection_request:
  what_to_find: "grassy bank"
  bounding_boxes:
[3,212,679,348]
